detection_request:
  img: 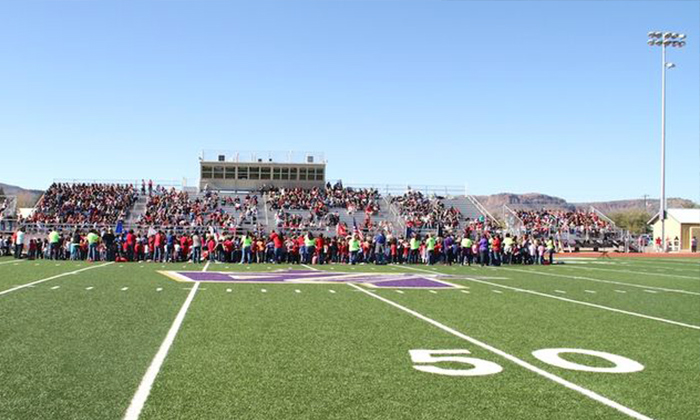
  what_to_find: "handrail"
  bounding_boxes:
[467,195,500,225]
[589,205,616,227]
[383,196,406,233]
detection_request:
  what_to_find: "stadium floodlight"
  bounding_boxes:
[647,31,688,251]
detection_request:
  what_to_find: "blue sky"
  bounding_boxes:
[0,0,698,203]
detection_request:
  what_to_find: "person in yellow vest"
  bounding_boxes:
[304,232,316,265]
[425,234,436,266]
[461,235,473,266]
[409,234,420,264]
[546,237,555,265]
[48,229,60,260]
[348,234,361,265]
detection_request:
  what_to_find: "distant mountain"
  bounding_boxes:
[0,183,43,207]
[474,193,698,219]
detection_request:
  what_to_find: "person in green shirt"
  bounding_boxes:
[409,235,420,264]
[304,233,316,264]
[240,234,253,264]
[460,236,473,266]
[546,237,555,265]
[425,234,436,265]
[48,229,60,260]
[87,230,100,261]
[348,234,361,265]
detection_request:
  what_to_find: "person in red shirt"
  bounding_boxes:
[180,235,190,262]
[126,230,135,261]
[270,231,284,263]
[316,234,325,265]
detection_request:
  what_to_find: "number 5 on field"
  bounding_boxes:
[409,349,503,377]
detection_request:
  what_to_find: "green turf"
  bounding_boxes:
[0,257,697,419]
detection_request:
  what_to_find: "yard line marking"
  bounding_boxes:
[123,260,205,420]
[86,287,94,290]
[396,290,404,294]
[0,259,25,266]
[554,290,567,294]
[0,262,113,297]
[429,290,437,294]
[295,289,301,293]
[261,289,267,293]
[584,290,597,294]
[348,283,656,420]
[492,290,503,294]
[563,265,699,280]
[51,285,60,290]
[459,277,700,331]
[156,288,163,292]
[121,287,129,291]
[615,290,627,294]
[461,290,470,294]
[226,288,232,293]
[301,264,319,271]
[643,290,658,294]
[329,289,336,294]
[497,267,700,296]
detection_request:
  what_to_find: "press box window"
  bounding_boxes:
[224,167,236,179]
[213,166,224,179]
[260,167,271,180]
[273,168,281,180]
[249,167,260,180]
[201,166,213,179]
[238,167,248,179]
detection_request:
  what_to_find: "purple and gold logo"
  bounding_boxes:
[159,269,463,289]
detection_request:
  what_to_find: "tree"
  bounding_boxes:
[609,210,652,235]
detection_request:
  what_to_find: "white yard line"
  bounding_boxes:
[123,261,206,420]
[498,267,700,296]
[561,265,699,280]
[0,262,113,297]
[458,277,700,331]
[348,283,656,420]
[301,264,319,271]
[0,259,25,266]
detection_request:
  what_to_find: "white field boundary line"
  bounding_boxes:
[0,259,26,266]
[123,260,208,420]
[497,267,700,296]
[0,262,113,296]
[561,265,699,280]
[347,283,655,420]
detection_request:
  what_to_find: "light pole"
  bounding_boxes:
[647,31,686,251]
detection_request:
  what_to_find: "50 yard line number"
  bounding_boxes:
[410,348,644,376]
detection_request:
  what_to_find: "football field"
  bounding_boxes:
[0,256,698,420]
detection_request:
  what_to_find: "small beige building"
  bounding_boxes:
[649,208,700,251]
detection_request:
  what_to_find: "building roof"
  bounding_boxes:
[648,208,700,225]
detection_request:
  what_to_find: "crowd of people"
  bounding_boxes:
[28,183,138,225]
[516,209,614,237]
[391,190,462,230]
[2,225,557,267]
[137,187,260,229]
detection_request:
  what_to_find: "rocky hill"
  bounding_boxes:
[0,183,43,208]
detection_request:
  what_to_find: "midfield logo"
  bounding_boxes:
[159,269,463,289]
